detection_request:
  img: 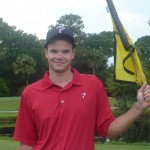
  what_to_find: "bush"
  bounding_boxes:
[0,77,10,96]
[0,116,16,136]
[0,116,16,122]
[0,127,15,136]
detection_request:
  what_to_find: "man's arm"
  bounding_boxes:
[107,84,150,138]
[19,143,33,150]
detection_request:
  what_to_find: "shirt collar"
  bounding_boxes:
[41,68,84,89]
[71,68,84,85]
[41,72,53,89]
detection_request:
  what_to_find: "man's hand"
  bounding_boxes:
[137,83,150,110]
[19,143,33,150]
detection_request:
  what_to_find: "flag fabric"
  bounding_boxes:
[106,0,146,86]
[112,18,146,85]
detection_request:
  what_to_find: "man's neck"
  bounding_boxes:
[49,68,73,87]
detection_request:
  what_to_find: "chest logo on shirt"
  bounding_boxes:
[81,92,86,98]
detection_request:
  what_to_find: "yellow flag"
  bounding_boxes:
[106,0,146,85]
[112,19,146,85]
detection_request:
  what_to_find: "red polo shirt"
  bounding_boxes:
[13,68,115,150]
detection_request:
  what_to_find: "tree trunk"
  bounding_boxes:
[26,79,28,86]
[92,67,95,75]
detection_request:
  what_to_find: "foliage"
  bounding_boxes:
[118,118,150,143]
[0,77,9,96]
[0,18,45,95]
[106,65,138,96]
[73,48,105,75]
[13,54,37,85]
[134,36,150,84]
[106,65,150,142]
[82,32,114,58]
[86,49,105,75]
[135,36,150,66]
[148,18,150,26]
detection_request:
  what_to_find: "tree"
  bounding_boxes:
[0,18,45,95]
[13,54,37,85]
[134,36,150,84]
[135,36,150,64]
[86,49,104,75]
[72,48,87,69]
[49,14,86,46]
[82,32,114,58]
[73,48,105,75]
[148,18,150,26]
[56,14,84,36]
[0,77,9,96]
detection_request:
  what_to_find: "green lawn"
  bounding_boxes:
[95,143,150,150]
[0,138,150,150]
[0,139,19,150]
[0,97,20,111]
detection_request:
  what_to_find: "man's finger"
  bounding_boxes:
[138,83,147,93]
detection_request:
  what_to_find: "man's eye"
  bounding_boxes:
[50,50,57,53]
[63,50,70,53]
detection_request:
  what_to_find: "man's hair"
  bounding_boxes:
[45,34,76,49]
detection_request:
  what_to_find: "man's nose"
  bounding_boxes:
[56,51,63,58]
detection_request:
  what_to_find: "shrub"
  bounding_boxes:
[0,77,9,96]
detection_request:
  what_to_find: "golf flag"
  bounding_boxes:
[106,0,146,85]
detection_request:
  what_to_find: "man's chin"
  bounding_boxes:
[53,68,70,73]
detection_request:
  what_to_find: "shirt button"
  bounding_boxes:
[61,100,65,104]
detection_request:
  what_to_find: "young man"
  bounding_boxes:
[13,25,150,150]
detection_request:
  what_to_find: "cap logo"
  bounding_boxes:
[56,25,65,33]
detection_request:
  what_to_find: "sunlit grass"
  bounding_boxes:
[0,97,20,111]
[0,137,150,150]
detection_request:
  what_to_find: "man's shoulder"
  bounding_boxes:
[29,79,43,88]
[80,73,98,80]
[79,73,103,85]
[79,72,98,80]
[23,79,43,94]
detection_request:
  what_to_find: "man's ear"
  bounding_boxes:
[44,48,48,59]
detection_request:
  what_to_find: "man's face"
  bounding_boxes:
[45,40,75,73]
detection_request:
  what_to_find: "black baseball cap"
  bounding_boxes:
[44,25,75,48]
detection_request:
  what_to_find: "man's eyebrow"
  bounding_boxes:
[48,49,71,52]
[49,49,57,51]
[62,49,71,51]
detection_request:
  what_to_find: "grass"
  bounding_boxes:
[0,138,19,150]
[0,137,150,150]
[0,97,20,111]
[0,97,19,117]
[95,143,150,150]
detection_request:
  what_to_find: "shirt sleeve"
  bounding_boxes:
[13,91,38,146]
[96,80,116,138]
